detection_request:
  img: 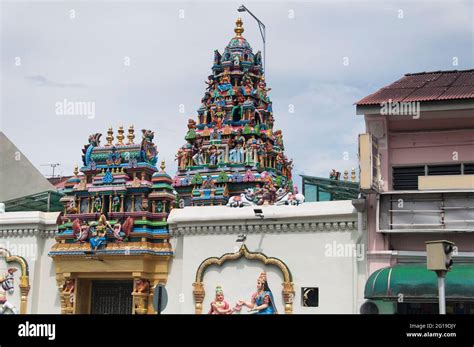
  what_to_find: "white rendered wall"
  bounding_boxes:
[0,212,60,314]
[166,201,367,314]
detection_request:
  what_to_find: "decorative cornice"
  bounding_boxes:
[0,229,57,238]
[172,220,357,236]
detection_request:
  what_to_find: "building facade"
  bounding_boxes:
[357,70,474,314]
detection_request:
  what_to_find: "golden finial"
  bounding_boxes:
[73,165,79,176]
[160,160,166,171]
[116,125,125,145]
[343,169,349,182]
[106,127,114,146]
[127,125,135,144]
[234,17,244,37]
[351,168,356,182]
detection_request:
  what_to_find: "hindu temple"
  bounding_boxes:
[173,18,295,206]
[49,126,176,314]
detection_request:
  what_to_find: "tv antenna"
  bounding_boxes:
[41,163,60,178]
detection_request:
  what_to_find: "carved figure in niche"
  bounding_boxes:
[93,196,102,213]
[112,195,121,212]
[236,272,277,314]
[234,129,245,163]
[208,285,233,314]
[208,145,219,166]
[192,148,205,166]
[133,279,150,294]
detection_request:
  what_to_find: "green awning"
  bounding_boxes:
[365,264,474,300]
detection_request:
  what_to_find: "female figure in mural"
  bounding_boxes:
[208,285,233,314]
[89,214,110,251]
[236,272,277,314]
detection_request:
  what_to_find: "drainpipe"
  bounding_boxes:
[352,194,367,243]
[352,194,367,313]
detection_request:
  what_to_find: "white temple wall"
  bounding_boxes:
[0,211,60,314]
[166,201,367,314]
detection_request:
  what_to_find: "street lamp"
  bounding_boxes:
[237,5,266,73]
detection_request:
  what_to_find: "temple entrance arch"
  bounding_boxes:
[192,244,294,314]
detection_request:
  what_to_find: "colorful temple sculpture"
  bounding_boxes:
[173,18,301,207]
[49,126,176,314]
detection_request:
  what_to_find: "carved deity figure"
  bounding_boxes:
[133,279,150,294]
[89,214,110,251]
[175,148,187,171]
[208,285,233,314]
[187,118,197,130]
[0,268,18,314]
[234,130,245,163]
[66,199,78,214]
[213,105,225,129]
[93,196,102,213]
[192,148,205,166]
[112,195,121,212]
[208,145,219,166]
[236,272,277,314]
[274,130,284,150]
[245,139,254,165]
[202,175,215,189]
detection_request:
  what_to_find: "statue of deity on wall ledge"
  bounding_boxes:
[208,285,233,314]
[235,272,277,314]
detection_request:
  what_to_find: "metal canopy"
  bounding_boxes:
[3,190,64,212]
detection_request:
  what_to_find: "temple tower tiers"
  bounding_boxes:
[50,127,177,314]
[53,126,176,249]
[173,18,295,206]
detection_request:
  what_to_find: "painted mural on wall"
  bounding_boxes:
[173,18,302,206]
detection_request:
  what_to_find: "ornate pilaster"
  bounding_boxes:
[59,278,75,314]
[192,282,205,314]
[132,278,150,315]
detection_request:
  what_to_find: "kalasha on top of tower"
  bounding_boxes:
[173,18,304,207]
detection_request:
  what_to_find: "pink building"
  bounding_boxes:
[356,70,474,314]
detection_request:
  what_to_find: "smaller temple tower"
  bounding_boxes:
[50,126,176,314]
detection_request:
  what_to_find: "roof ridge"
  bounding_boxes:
[405,69,474,76]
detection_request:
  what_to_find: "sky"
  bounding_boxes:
[1,0,473,185]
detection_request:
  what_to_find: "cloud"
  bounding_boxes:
[25,75,87,88]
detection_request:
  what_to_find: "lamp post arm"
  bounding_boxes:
[239,5,266,72]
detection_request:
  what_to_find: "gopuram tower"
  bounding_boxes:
[173,18,297,207]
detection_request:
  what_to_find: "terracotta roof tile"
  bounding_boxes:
[356,69,474,105]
